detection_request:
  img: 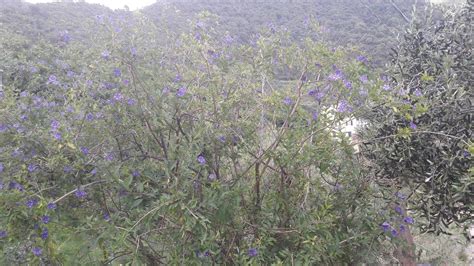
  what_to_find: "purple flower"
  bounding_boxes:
[0,230,7,238]
[403,216,414,224]
[53,132,62,140]
[176,87,187,97]
[409,121,417,130]
[308,89,317,96]
[103,213,111,221]
[357,55,368,64]
[61,30,70,43]
[51,120,60,131]
[395,192,406,200]
[28,164,38,173]
[47,75,59,85]
[67,70,75,77]
[248,248,258,257]
[63,165,73,173]
[174,74,182,82]
[359,75,369,84]
[80,147,89,155]
[113,92,124,102]
[86,113,94,121]
[162,87,170,94]
[20,91,29,97]
[123,79,130,86]
[47,202,57,210]
[391,229,398,237]
[414,88,422,97]
[312,112,319,121]
[127,98,136,105]
[113,68,121,77]
[197,155,206,165]
[218,135,226,143]
[131,47,137,57]
[283,97,293,106]
[101,50,110,60]
[26,198,39,208]
[132,170,140,177]
[32,247,42,256]
[337,100,351,113]
[381,222,390,232]
[40,228,48,240]
[0,162,3,173]
[0,124,7,132]
[328,71,343,81]
[394,205,403,215]
[343,80,352,89]
[399,224,406,233]
[90,168,97,175]
[75,189,87,199]
[41,215,50,224]
[382,84,391,91]
[9,181,24,191]
[105,153,114,161]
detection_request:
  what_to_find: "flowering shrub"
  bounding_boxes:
[0,11,406,264]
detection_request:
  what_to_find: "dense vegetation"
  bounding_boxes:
[0,0,472,264]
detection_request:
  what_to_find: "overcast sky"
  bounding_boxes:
[24,0,157,11]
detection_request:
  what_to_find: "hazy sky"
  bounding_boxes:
[24,0,157,11]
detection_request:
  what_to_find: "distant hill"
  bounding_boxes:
[1,0,433,67]
[142,0,430,65]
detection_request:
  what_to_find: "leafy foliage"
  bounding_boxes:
[0,7,400,264]
[361,1,473,233]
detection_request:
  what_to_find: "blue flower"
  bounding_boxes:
[40,228,48,240]
[41,215,50,224]
[63,166,73,173]
[47,202,57,210]
[75,189,87,199]
[176,87,187,97]
[248,248,258,257]
[343,80,352,89]
[399,224,406,233]
[127,98,136,105]
[0,230,7,238]
[381,222,390,232]
[101,50,110,60]
[50,120,60,131]
[283,97,293,106]
[197,155,206,165]
[394,205,403,215]
[113,68,121,77]
[403,216,414,224]
[26,198,39,208]
[414,88,422,97]
[9,181,24,192]
[53,132,62,140]
[28,164,38,173]
[337,100,351,113]
[32,247,42,256]
[391,229,398,237]
[80,147,89,155]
